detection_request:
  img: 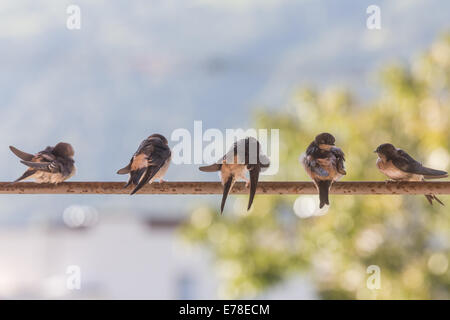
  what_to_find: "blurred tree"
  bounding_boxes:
[180,33,450,299]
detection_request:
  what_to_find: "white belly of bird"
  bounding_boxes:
[376,158,422,181]
[33,172,65,183]
[149,157,171,183]
[31,166,76,184]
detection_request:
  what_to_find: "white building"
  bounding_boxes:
[0,208,315,299]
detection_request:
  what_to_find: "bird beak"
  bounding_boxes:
[373,150,378,153]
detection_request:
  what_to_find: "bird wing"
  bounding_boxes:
[303,155,329,177]
[393,149,447,177]
[117,159,132,174]
[199,143,235,172]
[391,149,421,173]
[20,160,60,173]
[129,139,171,195]
[422,171,448,179]
[18,147,61,173]
[303,142,330,177]
[11,146,71,183]
[331,146,345,161]
[331,147,346,175]
[9,146,34,161]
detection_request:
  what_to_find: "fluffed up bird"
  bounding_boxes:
[117,134,172,195]
[375,143,448,205]
[9,142,76,184]
[302,133,346,208]
[199,137,270,213]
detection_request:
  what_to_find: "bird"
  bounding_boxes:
[302,133,346,208]
[199,137,270,213]
[375,143,448,205]
[9,142,76,184]
[117,134,172,195]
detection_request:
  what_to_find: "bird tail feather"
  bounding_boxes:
[199,164,221,172]
[130,163,165,195]
[117,163,131,175]
[123,167,146,190]
[11,170,37,184]
[421,167,448,179]
[220,176,234,214]
[317,180,332,209]
[247,169,259,211]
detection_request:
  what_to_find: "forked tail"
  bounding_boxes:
[317,180,332,209]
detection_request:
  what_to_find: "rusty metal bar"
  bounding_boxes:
[0,181,449,195]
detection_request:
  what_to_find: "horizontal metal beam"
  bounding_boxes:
[0,181,449,195]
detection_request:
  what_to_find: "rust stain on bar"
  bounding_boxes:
[0,181,449,195]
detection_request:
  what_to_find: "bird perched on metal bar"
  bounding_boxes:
[302,133,346,208]
[199,137,270,213]
[375,143,448,206]
[117,134,172,195]
[9,142,76,184]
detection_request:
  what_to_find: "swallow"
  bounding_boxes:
[117,134,172,195]
[9,142,76,184]
[199,137,270,213]
[375,143,448,205]
[302,133,346,208]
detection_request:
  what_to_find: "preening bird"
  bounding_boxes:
[199,137,270,213]
[9,142,76,184]
[302,133,346,208]
[117,134,172,195]
[375,143,448,205]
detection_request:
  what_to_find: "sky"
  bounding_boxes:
[0,0,449,223]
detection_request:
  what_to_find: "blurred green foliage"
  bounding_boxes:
[180,33,450,299]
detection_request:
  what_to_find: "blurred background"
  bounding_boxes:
[0,0,449,299]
